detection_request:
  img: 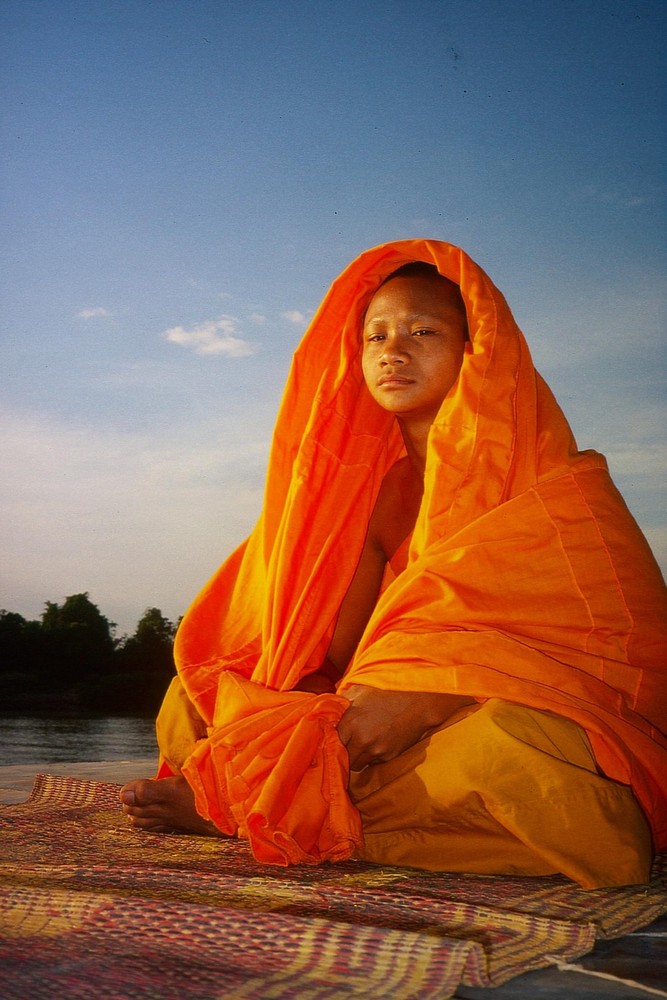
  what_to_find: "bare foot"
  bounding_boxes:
[120,776,221,836]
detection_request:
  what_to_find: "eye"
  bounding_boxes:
[412,328,435,337]
[365,332,386,343]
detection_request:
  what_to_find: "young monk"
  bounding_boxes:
[121,242,667,889]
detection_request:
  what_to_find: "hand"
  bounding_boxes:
[293,671,337,695]
[337,684,473,771]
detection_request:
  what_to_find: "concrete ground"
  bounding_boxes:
[0,757,156,804]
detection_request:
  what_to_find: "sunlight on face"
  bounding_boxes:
[362,273,467,425]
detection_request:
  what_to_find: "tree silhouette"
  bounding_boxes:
[114,608,178,713]
[40,593,116,696]
[0,596,179,716]
[0,610,44,710]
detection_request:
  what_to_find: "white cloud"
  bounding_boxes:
[249,312,267,324]
[164,316,258,357]
[281,309,308,326]
[77,307,112,319]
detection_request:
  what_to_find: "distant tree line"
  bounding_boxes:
[0,593,180,716]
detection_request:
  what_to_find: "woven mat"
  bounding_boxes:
[0,774,665,999]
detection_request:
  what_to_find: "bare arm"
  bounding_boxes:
[326,533,387,674]
[293,528,387,693]
[325,458,420,675]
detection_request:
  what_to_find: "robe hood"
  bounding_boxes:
[174,239,667,856]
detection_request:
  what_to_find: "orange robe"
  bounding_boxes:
[161,240,667,883]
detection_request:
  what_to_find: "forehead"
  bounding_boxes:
[364,274,464,322]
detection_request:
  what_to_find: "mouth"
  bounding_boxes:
[378,375,414,387]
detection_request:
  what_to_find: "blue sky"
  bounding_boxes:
[1,0,665,635]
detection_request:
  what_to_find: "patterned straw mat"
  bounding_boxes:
[1,774,666,999]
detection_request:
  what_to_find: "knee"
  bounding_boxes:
[423,700,563,799]
[471,699,596,771]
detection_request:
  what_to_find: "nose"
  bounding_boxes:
[380,333,408,364]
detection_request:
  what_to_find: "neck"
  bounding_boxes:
[397,415,432,476]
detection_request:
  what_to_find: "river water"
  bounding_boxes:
[0,716,158,765]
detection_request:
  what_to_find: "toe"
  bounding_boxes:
[121,778,160,807]
[120,786,136,806]
[128,814,174,833]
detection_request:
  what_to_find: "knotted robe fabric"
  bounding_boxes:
[163,240,667,874]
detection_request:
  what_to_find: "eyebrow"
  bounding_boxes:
[364,312,447,326]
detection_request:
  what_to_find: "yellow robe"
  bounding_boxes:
[158,240,667,887]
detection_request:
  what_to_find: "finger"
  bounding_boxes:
[346,741,386,771]
[336,709,355,746]
[339,734,364,770]
[350,754,384,772]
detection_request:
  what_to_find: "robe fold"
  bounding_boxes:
[165,239,667,875]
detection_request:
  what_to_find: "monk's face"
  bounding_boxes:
[362,274,467,423]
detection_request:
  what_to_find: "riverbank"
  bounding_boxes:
[0,757,156,804]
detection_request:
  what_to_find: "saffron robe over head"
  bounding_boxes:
[172,239,667,864]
